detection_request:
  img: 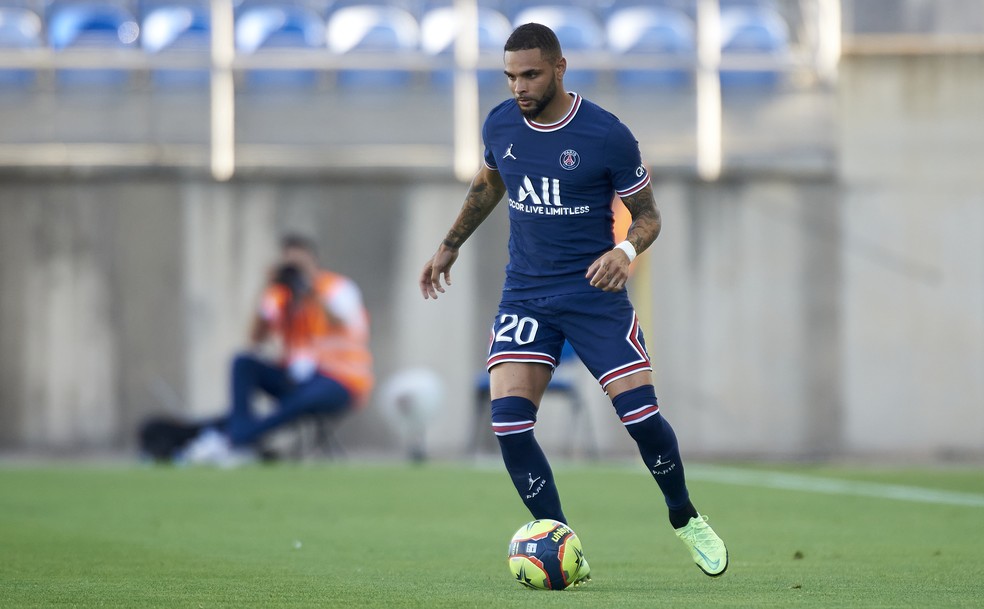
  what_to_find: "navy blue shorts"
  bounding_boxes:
[486,291,652,390]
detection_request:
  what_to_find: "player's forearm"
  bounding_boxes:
[442,172,505,249]
[621,188,662,255]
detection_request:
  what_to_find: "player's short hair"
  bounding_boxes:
[280,232,317,255]
[504,23,562,63]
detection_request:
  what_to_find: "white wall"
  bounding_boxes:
[1,54,982,461]
[838,55,984,458]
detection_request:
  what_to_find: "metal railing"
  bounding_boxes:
[0,0,838,180]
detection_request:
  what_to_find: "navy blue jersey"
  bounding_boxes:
[483,92,651,301]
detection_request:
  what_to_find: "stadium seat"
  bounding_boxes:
[47,1,141,86]
[511,5,605,89]
[0,5,42,86]
[141,1,210,87]
[286,410,348,460]
[235,2,326,88]
[719,3,791,88]
[326,4,420,89]
[419,5,512,87]
[607,5,695,88]
[469,341,599,460]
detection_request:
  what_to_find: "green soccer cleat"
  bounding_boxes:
[675,515,729,577]
[570,552,591,588]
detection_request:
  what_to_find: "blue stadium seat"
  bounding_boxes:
[607,5,695,89]
[419,5,512,87]
[511,5,604,89]
[0,6,42,86]
[326,4,420,89]
[48,1,141,86]
[236,2,325,88]
[141,1,210,87]
[719,4,790,88]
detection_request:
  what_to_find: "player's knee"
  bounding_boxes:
[611,385,661,430]
[490,396,538,437]
[623,411,670,445]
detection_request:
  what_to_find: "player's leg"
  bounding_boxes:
[560,293,728,576]
[491,362,593,585]
[487,305,568,523]
[489,362,568,524]
[606,373,696,526]
[607,370,727,577]
[609,376,729,577]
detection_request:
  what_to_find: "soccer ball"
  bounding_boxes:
[507,519,588,590]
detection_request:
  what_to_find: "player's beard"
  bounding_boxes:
[518,78,558,121]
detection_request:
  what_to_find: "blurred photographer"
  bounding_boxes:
[180,233,373,466]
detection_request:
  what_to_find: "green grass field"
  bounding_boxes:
[2,461,982,608]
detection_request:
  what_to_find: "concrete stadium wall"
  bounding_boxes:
[837,54,984,459]
[0,53,982,461]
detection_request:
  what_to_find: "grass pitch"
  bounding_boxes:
[1,461,982,608]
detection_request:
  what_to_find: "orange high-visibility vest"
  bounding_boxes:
[260,271,373,405]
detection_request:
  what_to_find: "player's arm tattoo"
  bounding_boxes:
[621,187,662,255]
[443,171,506,249]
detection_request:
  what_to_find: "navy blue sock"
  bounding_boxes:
[491,396,567,524]
[613,386,697,525]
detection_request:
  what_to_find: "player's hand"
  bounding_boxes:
[586,249,631,292]
[420,245,459,299]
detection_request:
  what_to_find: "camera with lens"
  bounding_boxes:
[272,263,312,304]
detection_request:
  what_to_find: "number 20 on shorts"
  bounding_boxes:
[494,314,539,345]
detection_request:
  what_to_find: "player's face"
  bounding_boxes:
[504,49,563,120]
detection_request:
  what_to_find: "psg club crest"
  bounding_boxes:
[559,149,580,170]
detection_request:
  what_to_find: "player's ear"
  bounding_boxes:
[556,57,567,78]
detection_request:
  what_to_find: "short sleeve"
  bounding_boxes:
[482,116,498,171]
[605,121,651,197]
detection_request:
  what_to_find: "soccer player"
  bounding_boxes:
[419,23,728,578]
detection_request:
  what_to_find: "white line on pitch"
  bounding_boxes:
[687,465,984,507]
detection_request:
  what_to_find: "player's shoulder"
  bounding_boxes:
[485,98,519,125]
[576,95,630,133]
[575,95,641,150]
[573,95,618,124]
